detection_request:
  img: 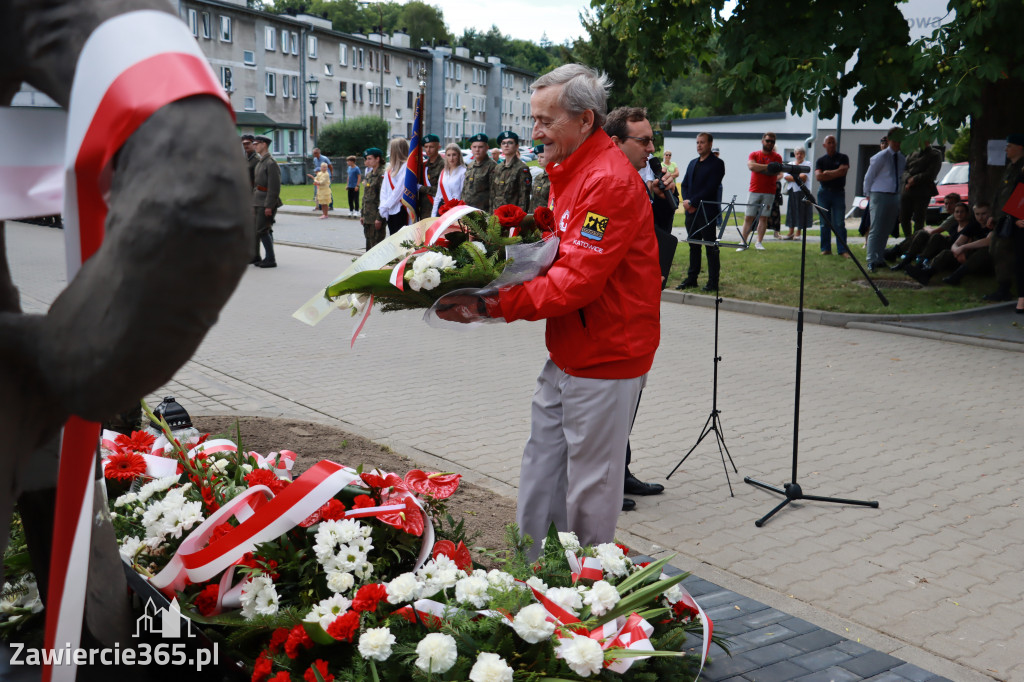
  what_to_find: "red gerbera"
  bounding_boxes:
[533,206,555,232]
[194,584,219,617]
[114,430,156,454]
[351,583,388,613]
[103,451,147,481]
[494,204,527,228]
[404,470,461,499]
[325,610,361,642]
[439,198,466,215]
[303,659,333,682]
[245,469,289,494]
[284,625,313,659]
[431,539,473,571]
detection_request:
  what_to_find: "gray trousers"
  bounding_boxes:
[867,192,900,266]
[517,358,646,559]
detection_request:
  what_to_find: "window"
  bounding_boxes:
[188,9,198,36]
[291,76,298,98]
[456,94,461,108]
[265,72,276,96]
[471,97,476,112]
[265,26,275,51]
[272,130,282,154]
[219,15,231,42]
[357,48,364,69]
[396,109,403,119]
[357,83,364,103]
[324,64,333,77]
[455,64,462,81]
[281,29,288,53]
[339,44,347,66]
[407,61,413,78]
[307,35,318,58]
[339,81,347,97]
[444,62,452,78]
[282,74,289,98]
[244,97,255,111]
[288,131,297,154]
[220,66,233,92]
[480,71,486,86]
[291,33,299,55]
[472,68,477,83]
[383,88,390,106]
[384,54,390,73]
[201,12,211,39]
[325,102,334,114]
[243,50,255,65]
[407,91,413,108]
[395,76,402,87]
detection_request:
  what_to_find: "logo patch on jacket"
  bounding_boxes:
[580,212,608,241]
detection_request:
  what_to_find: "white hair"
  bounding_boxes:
[532,63,612,129]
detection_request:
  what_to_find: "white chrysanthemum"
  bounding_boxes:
[558,532,582,552]
[326,571,355,594]
[355,563,374,580]
[136,476,179,503]
[454,575,490,608]
[417,557,464,598]
[595,543,629,577]
[314,519,372,573]
[240,575,279,620]
[414,632,458,674]
[358,627,396,662]
[141,488,204,542]
[486,569,515,591]
[511,603,556,643]
[525,576,548,592]
[303,594,352,631]
[113,492,138,508]
[119,536,144,562]
[469,651,514,682]
[545,587,582,616]
[582,580,620,616]
[555,632,605,677]
[385,572,422,604]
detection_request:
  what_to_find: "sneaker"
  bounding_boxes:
[736,244,748,252]
[754,241,766,251]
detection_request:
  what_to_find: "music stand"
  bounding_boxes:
[743,172,884,525]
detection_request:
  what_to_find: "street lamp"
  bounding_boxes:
[306,74,320,148]
[340,89,347,122]
[461,105,467,148]
[365,80,374,116]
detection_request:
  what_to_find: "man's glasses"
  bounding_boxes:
[764,138,776,143]
[626,136,654,146]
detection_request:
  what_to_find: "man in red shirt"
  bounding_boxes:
[737,132,783,251]
[437,64,662,559]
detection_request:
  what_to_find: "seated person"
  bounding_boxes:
[906,202,993,285]
[887,193,961,267]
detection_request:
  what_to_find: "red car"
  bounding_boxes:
[927,161,968,224]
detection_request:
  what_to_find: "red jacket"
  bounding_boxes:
[492,129,661,379]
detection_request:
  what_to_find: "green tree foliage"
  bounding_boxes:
[270,0,451,48]
[947,126,970,163]
[458,26,563,74]
[316,116,390,160]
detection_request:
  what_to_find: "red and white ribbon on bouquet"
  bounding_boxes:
[34,11,230,682]
[423,204,481,246]
[565,550,603,584]
[662,573,714,679]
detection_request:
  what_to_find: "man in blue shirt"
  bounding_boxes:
[677,132,727,291]
[862,127,906,271]
[345,155,361,217]
[813,135,851,258]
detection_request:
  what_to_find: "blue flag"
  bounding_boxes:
[401,92,424,222]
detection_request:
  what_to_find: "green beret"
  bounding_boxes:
[363,147,384,158]
[496,130,519,143]
[469,133,489,145]
[1007,133,1024,146]
[532,144,544,154]
[423,134,440,144]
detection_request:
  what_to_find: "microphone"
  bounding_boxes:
[767,162,810,175]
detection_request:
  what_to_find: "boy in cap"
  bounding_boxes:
[361,148,385,250]
[417,133,445,220]
[491,130,532,212]
[530,144,550,211]
[464,133,496,210]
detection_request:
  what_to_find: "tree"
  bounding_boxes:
[397,2,450,48]
[600,0,1024,204]
[317,116,391,161]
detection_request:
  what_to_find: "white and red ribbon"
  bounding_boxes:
[662,572,714,678]
[565,550,603,584]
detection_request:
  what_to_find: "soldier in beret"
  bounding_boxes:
[463,132,496,210]
[491,130,532,212]
[417,133,445,220]
[241,134,259,190]
[251,135,281,267]
[361,147,386,251]
[530,143,550,212]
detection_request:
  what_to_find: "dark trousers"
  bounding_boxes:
[347,188,359,212]
[253,207,276,264]
[900,190,930,239]
[1015,227,1024,296]
[932,247,991,275]
[685,213,720,286]
[386,211,408,236]
[363,222,384,251]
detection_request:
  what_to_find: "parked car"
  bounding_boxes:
[927,161,968,224]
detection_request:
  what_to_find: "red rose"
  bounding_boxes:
[284,625,313,659]
[252,652,273,682]
[268,627,290,654]
[104,452,147,481]
[351,583,388,613]
[326,610,361,642]
[194,584,219,617]
[533,206,554,232]
[494,204,527,228]
[304,659,334,682]
[439,199,466,215]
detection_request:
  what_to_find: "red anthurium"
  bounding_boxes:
[404,470,461,499]
[360,471,405,491]
[114,430,156,454]
[432,540,473,571]
[377,496,424,536]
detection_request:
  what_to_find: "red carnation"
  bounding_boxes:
[284,625,313,659]
[533,206,554,232]
[352,494,376,510]
[104,451,147,481]
[439,198,466,215]
[615,543,630,556]
[300,498,348,527]
[114,430,156,454]
[325,610,361,642]
[404,470,461,499]
[304,660,333,682]
[245,469,289,494]
[672,599,699,620]
[494,204,527,228]
[194,584,219,617]
[207,522,235,546]
[351,583,388,613]
[268,626,290,654]
[252,652,273,682]
[268,674,291,682]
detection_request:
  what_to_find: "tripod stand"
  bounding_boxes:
[744,174,883,526]
[668,197,743,495]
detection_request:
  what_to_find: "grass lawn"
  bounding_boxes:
[281,183,361,208]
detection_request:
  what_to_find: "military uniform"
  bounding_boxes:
[252,149,282,265]
[530,169,550,212]
[362,165,385,251]
[490,156,532,212]
[463,156,496,210]
[417,154,445,220]
[246,150,260,190]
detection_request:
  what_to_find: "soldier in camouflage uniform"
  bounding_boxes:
[530,143,550,212]
[463,132,496,210]
[361,147,385,251]
[490,130,532,212]
[251,135,282,267]
[417,133,445,220]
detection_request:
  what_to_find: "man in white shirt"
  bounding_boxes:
[862,127,907,271]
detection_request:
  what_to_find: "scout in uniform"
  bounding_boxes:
[251,135,281,267]
[463,132,496,210]
[361,147,385,251]
[417,133,445,220]
[529,143,550,211]
[490,130,532,212]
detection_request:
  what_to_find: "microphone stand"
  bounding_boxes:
[743,175,883,526]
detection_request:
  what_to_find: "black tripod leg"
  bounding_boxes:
[755,498,792,527]
[800,494,879,507]
[743,476,785,495]
[667,412,715,479]
[713,414,739,473]
[710,419,735,496]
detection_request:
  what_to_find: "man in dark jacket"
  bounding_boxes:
[678,132,726,291]
[899,141,943,239]
[252,135,281,267]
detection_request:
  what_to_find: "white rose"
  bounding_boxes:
[386,573,422,604]
[358,627,396,662]
[414,632,458,674]
[582,580,620,616]
[469,651,514,682]
[555,633,605,677]
[511,603,556,644]
[545,587,582,616]
[454,575,490,608]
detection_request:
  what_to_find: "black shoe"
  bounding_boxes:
[256,261,277,268]
[883,247,901,262]
[905,264,933,285]
[675,280,698,290]
[867,262,883,273]
[624,474,665,496]
[890,258,909,271]
[622,498,636,512]
[701,283,718,292]
[249,258,262,265]
[982,289,1012,302]
[942,265,967,286]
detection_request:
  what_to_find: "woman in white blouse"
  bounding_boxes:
[377,137,409,235]
[431,143,467,217]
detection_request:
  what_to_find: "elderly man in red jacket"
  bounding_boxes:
[438,64,662,558]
